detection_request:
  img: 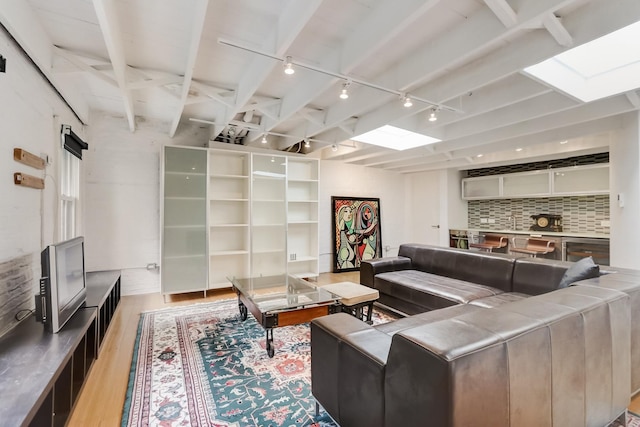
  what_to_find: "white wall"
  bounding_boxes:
[609,111,640,268]
[83,112,210,294]
[0,27,84,329]
[318,160,407,272]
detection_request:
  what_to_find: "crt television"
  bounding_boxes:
[36,236,87,333]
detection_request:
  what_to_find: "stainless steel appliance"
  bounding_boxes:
[562,237,610,266]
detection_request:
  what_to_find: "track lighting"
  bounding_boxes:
[331,144,338,152]
[283,56,295,75]
[428,108,438,122]
[403,96,413,108]
[304,138,310,148]
[339,82,350,100]
[261,135,268,144]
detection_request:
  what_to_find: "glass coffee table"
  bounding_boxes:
[228,275,341,357]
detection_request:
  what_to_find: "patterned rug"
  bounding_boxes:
[121,299,396,427]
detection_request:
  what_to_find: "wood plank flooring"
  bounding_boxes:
[67,270,640,425]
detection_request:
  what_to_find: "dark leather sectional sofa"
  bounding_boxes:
[311,244,640,427]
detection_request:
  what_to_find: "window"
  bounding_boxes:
[60,147,80,241]
[59,125,87,241]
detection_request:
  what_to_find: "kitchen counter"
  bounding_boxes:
[466,229,609,239]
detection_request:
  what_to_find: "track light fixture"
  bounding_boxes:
[304,138,311,148]
[339,81,350,100]
[428,108,438,122]
[217,38,464,114]
[261,135,268,144]
[283,56,295,75]
[331,144,338,152]
[403,96,413,108]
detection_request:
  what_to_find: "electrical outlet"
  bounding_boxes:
[480,218,488,224]
[601,220,611,227]
[487,218,496,224]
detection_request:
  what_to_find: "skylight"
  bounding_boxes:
[351,125,441,151]
[524,20,640,102]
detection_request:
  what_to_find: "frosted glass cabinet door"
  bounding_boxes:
[251,154,287,277]
[162,146,208,294]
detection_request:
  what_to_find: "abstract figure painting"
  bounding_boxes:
[332,196,382,272]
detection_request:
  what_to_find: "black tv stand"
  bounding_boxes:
[0,270,121,426]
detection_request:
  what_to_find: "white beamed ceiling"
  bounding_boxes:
[10,0,640,173]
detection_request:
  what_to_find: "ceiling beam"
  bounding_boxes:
[626,91,640,109]
[93,0,136,131]
[168,0,209,137]
[54,46,117,87]
[483,0,518,28]
[542,13,573,47]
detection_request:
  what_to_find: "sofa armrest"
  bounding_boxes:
[360,256,412,288]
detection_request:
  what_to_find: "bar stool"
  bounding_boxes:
[510,237,555,257]
[469,234,508,252]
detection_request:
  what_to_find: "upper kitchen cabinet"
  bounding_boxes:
[502,170,550,198]
[462,164,609,200]
[551,164,609,196]
[461,175,501,199]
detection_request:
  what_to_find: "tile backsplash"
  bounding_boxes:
[468,195,610,235]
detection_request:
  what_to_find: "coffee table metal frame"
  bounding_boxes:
[229,275,341,357]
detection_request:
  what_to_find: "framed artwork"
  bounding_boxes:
[331,196,382,272]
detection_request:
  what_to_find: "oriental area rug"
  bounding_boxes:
[121,299,395,427]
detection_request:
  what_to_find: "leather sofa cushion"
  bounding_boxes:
[511,257,573,295]
[468,292,529,308]
[375,269,504,311]
[375,304,484,336]
[398,244,515,292]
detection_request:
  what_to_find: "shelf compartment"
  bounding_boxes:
[210,250,249,256]
[287,255,318,263]
[210,176,248,200]
[210,200,249,225]
[209,150,249,176]
[288,202,318,222]
[210,255,248,288]
[210,226,248,252]
[288,158,319,181]
[288,180,318,201]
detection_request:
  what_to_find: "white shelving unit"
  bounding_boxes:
[162,146,208,296]
[287,157,319,279]
[161,146,321,295]
[208,149,250,289]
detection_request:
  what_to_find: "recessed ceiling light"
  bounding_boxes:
[476,154,483,158]
[515,148,523,152]
[524,20,640,102]
[352,125,441,151]
[560,140,568,144]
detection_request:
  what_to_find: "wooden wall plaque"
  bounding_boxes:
[14,172,44,189]
[13,148,45,170]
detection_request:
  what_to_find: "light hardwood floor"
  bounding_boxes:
[67,271,359,426]
[67,270,640,425]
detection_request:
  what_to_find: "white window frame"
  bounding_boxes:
[59,132,81,241]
